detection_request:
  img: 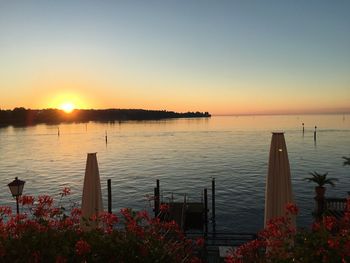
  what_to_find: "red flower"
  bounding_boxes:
[50,207,61,217]
[136,210,149,221]
[90,214,98,222]
[323,216,336,231]
[99,211,119,225]
[75,239,91,256]
[71,208,82,217]
[0,190,201,262]
[160,204,169,213]
[61,187,71,196]
[59,218,74,228]
[19,195,35,206]
[195,237,205,247]
[120,208,133,221]
[285,203,299,215]
[327,238,339,249]
[0,206,12,216]
[38,195,53,207]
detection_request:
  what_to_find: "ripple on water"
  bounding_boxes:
[0,115,349,232]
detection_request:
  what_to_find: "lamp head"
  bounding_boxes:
[8,177,25,197]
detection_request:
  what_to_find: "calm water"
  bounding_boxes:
[1,115,350,232]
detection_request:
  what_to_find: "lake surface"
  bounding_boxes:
[1,115,349,232]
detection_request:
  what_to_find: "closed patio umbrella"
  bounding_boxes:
[81,153,104,228]
[264,132,295,227]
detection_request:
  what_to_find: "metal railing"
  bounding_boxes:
[324,198,347,219]
[325,198,347,211]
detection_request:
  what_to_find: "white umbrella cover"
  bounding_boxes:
[81,153,104,228]
[264,132,295,227]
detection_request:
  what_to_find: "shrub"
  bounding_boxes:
[0,188,202,263]
[226,200,350,263]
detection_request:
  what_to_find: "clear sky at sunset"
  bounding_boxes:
[0,1,349,115]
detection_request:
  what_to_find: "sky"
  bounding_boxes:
[0,1,349,115]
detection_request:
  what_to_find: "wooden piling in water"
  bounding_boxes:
[212,178,216,233]
[314,126,317,141]
[107,179,112,213]
[204,188,208,236]
[302,123,304,134]
[154,179,160,217]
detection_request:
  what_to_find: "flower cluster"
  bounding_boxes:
[0,188,202,262]
[226,201,350,263]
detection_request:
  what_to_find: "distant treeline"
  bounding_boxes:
[0,108,211,126]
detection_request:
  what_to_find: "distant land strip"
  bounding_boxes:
[0,108,211,126]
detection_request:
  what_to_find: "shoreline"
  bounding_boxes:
[0,108,211,127]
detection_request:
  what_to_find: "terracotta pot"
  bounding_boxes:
[315,186,326,198]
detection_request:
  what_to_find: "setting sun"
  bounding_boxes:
[60,103,75,113]
[47,91,88,112]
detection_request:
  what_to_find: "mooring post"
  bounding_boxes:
[302,123,304,134]
[212,178,216,233]
[154,187,157,216]
[105,131,108,144]
[107,179,112,213]
[58,127,60,136]
[314,126,317,141]
[204,188,208,236]
[154,179,160,217]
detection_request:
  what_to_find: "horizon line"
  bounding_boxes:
[1,107,350,116]
[214,111,350,117]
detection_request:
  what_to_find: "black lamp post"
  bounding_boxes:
[8,177,25,214]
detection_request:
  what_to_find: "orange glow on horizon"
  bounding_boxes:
[60,102,75,113]
[46,91,89,111]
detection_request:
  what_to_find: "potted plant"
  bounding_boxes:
[304,171,338,198]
